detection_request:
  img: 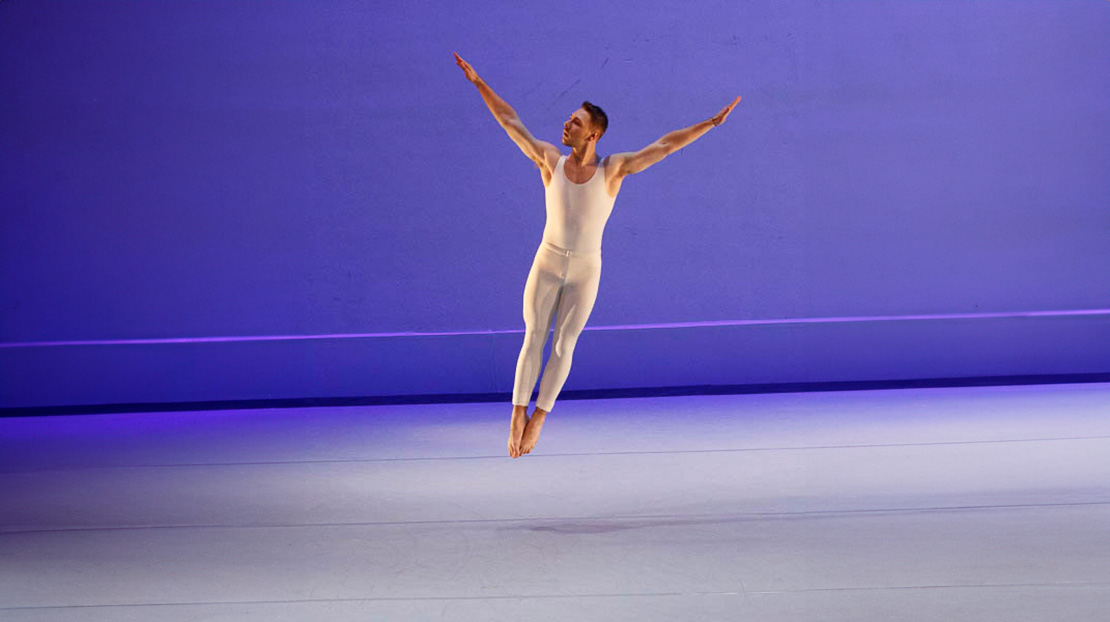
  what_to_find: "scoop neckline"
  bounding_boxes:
[562,154,602,185]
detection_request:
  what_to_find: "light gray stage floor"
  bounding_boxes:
[1,382,1108,621]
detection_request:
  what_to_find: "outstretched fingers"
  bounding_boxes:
[714,95,742,125]
[453,52,477,82]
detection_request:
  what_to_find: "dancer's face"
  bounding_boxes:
[562,108,598,147]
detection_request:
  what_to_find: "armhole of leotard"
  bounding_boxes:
[544,154,563,187]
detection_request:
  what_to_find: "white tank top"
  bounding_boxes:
[541,154,618,253]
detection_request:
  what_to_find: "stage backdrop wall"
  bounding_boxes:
[2,1,1108,409]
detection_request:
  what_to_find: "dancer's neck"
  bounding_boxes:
[568,143,598,167]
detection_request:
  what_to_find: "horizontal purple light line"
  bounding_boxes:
[2,308,1107,349]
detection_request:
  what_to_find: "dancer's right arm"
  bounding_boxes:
[454,53,557,168]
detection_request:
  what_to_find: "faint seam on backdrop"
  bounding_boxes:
[2,309,1108,348]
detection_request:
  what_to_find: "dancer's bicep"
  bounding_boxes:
[612,142,669,177]
[502,117,558,167]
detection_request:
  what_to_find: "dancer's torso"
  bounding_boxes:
[540,154,621,253]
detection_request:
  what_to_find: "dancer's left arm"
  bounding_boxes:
[612,96,740,177]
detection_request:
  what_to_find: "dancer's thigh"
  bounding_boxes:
[553,256,602,336]
[522,249,564,329]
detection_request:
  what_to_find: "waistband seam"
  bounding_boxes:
[540,240,601,257]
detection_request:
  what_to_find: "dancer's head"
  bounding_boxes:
[562,101,608,148]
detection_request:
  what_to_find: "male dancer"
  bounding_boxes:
[454,53,740,459]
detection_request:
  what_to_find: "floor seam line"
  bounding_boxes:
[3,500,1108,535]
[3,435,1108,474]
[3,582,1108,611]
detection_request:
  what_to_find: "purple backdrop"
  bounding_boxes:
[2,1,1108,409]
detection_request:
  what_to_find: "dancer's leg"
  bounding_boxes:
[534,255,601,413]
[512,250,563,408]
[509,248,562,458]
[518,254,601,456]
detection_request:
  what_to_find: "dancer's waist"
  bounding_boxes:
[540,239,601,257]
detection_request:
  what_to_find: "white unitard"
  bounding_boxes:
[512,154,619,412]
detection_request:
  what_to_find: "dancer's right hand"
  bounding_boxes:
[711,96,742,126]
[454,52,480,84]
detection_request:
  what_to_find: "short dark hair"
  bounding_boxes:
[581,100,608,138]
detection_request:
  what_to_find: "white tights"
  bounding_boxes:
[512,240,602,412]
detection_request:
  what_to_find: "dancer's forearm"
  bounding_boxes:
[658,118,716,153]
[474,78,519,125]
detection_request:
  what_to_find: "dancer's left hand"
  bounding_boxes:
[711,96,742,126]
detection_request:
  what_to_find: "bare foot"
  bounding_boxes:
[508,405,528,458]
[519,409,547,455]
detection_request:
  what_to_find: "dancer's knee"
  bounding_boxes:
[520,329,549,354]
[553,333,580,359]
